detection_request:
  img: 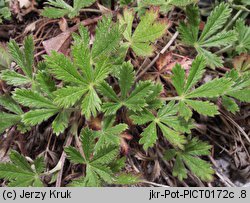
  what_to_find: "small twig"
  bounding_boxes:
[223,10,243,31]
[220,110,250,144]
[142,180,169,187]
[215,45,233,55]
[55,133,73,187]
[80,8,103,13]
[69,16,102,33]
[135,31,179,81]
[209,156,236,187]
[230,4,250,12]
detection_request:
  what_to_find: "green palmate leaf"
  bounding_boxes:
[0,70,31,85]
[91,145,119,165]
[0,95,23,114]
[199,31,237,48]
[0,5,11,23]
[45,18,121,120]
[178,5,200,46]
[173,155,187,180]
[145,83,164,109]
[234,19,250,54]
[227,89,250,102]
[185,100,219,117]
[45,51,84,84]
[34,157,46,174]
[9,150,33,172]
[141,0,198,13]
[172,64,185,95]
[164,137,214,181]
[0,44,11,70]
[10,79,71,134]
[8,36,34,79]
[184,55,206,93]
[178,100,192,121]
[35,71,56,95]
[222,96,239,114]
[158,122,187,149]
[139,122,157,150]
[64,146,85,164]
[99,61,160,115]
[0,112,21,134]
[178,3,237,67]
[224,70,250,108]
[98,81,119,102]
[42,0,96,19]
[114,173,140,185]
[119,8,168,57]
[185,78,233,99]
[72,25,92,82]
[52,110,70,135]
[131,102,191,150]
[171,56,232,120]
[182,154,214,181]
[95,120,128,151]
[125,81,154,111]
[184,137,212,156]
[196,46,224,68]
[92,17,122,61]
[22,109,59,125]
[65,128,128,187]
[199,3,232,42]
[0,150,45,187]
[81,87,101,119]
[118,61,135,99]
[13,89,57,109]
[54,86,88,108]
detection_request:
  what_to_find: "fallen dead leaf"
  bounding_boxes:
[42,16,101,55]
[156,52,192,71]
[233,54,250,73]
[150,160,161,181]
[156,52,173,71]
[58,18,68,32]
[23,21,37,35]
[120,132,133,155]
[42,31,72,55]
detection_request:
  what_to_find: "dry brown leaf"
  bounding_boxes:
[42,16,101,55]
[156,52,173,71]
[120,133,133,155]
[23,21,37,35]
[58,18,68,32]
[42,31,72,55]
[150,160,161,181]
[233,54,250,73]
[156,52,192,71]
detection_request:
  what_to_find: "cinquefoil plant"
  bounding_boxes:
[1,4,250,186]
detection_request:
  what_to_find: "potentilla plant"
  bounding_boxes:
[0,2,250,186]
